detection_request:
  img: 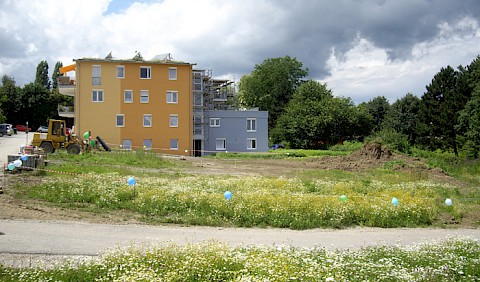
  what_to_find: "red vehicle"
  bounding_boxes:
[15,124,32,132]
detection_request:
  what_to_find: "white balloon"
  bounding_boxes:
[445,198,452,206]
[13,159,22,167]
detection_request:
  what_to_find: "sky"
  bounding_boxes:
[1,0,479,104]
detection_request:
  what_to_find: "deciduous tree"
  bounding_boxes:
[363,96,390,132]
[239,56,308,130]
[381,93,421,144]
[273,80,372,148]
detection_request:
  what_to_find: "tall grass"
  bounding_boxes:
[1,237,479,281]
[17,173,457,229]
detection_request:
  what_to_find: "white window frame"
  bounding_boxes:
[166,91,178,104]
[143,114,152,127]
[169,114,178,127]
[116,65,125,78]
[124,90,133,103]
[170,139,179,150]
[140,90,149,103]
[92,90,104,102]
[140,66,151,79]
[169,67,177,80]
[194,92,203,106]
[246,118,257,132]
[216,138,226,150]
[116,114,125,127]
[247,138,257,150]
[92,65,101,85]
[122,139,132,150]
[143,139,152,150]
[193,76,202,91]
[209,118,220,127]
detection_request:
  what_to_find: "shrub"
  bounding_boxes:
[366,129,411,153]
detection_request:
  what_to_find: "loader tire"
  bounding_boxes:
[40,142,54,154]
[67,143,81,154]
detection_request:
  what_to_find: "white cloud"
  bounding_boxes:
[0,0,479,108]
[323,16,480,104]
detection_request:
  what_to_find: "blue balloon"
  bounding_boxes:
[392,197,399,206]
[445,198,452,206]
[127,177,136,186]
[21,155,28,161]
[224,191,233,200]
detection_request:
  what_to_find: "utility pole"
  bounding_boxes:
[25,121,29,145]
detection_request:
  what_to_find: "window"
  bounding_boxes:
[116,114,124,127]
[166,91,178,103]
[169,114,178,127]
[143,139,152,150]
[124,90,133,103]
[194,92,203,106]
[193,76,202,91]
[209,118,220,127]
[143,114,152,127]
[169,67,177,80]
[246,118,257,132]
[247,138,257,150]
[216,138,226,150]
[92,65,101,85]
[140,90,149,103]
[140,66,151,79]
[92,90,104,102]
[122,139,132,150]
[116,66,125,78]
[170,139,178,150]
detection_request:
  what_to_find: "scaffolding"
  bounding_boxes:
[192,69,238,156]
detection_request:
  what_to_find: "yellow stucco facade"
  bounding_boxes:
[73,58,193,155]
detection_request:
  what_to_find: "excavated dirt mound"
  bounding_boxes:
[350,142,392,160]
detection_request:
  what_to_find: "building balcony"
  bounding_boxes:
[58,105,74,118]
[57,76,75,96]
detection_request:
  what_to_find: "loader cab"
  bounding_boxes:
[51,120,66,137]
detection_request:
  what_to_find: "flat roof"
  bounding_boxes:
[74,57,194,66]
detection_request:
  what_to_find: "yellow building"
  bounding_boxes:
[59,54,193,155]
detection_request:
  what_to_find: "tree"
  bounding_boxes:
[239,56,308,130]
[22,83,59,129]
[35,60,51,89]
[418,66,469,156]
[52,61,63,90]
[0,75,22,124]
[363,96,390,132]
[456,84,480,159]
[273,80,373,148]
[381,93,422,144]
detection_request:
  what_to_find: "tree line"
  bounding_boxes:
[239,55,480,159]
[0,61,72,130]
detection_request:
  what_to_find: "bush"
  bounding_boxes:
[366,129,411,153]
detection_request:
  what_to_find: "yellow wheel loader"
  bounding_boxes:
[31,119,82,154]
